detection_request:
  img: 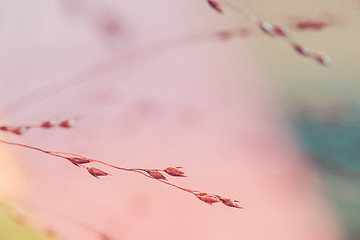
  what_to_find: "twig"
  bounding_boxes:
[0,139,242,208]
[208,0,332,66]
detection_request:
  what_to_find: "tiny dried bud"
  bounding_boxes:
[59,118,76,128]
[11,126,30,135]
[194,192,221,205]
[293,43,310,56]
[314,54,332,67]
[164,167,186,177]
[40,119,57,128]
[273,25,290,37]
[86,167,110,179]
[146,170,167,180]
[207,0,223,13]
[68,157,91,166]
[0,125,9,131]
[295,21,327,30]
[219,197,243,208]
[259,21,274,35]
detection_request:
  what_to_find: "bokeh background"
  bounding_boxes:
[0,0,359,239]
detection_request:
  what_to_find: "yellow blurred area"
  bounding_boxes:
[0,142,24,200]
[0,206,44,240]
[249,0,360,88]
[0,129,33,238]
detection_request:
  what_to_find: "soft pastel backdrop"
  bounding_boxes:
[1,0,358,239]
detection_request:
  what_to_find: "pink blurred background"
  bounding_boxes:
[0,0,347,239]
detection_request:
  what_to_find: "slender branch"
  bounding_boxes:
[0,139,242,208]
[212,0,332,66]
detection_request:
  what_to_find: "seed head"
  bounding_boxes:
[86,167,110,179]
[146,170,167,180]
[0,126,9,131]
[68,157,91,167]
[258,21,274,35]
[219,197,243,209]
[314,54,332,67]
[59,118,76,128]
[194,192,221,205]
[293,43,310,56]
[273,25,290,37]
[295,21,327,30]
[164,167,186,177]
[40,119,58,128]
[207,0,223,14]
[11,126,30,135]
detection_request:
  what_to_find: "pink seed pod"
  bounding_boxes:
[194,192,221,205]
[164,167,186,177]
[11,126,30,135]
[273,25,291,37]
[219,197,243,209]
[40,119,58,128]
[314,54,332,67]
[86,167,111,179]
[295,21,328,30]
[146,170,167,180]
[207,0,223,14]
[68,156,92,166]
[258,21,274,36]
[292,43,310,56]
[0,125,9,131]
[59,118,76,128]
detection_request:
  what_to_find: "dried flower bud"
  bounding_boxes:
[11,126,30,135]
[295,21,327,30]
[207,0,223,14]
[258,21,274,35]
[59,118,76,128]
[164,167,186,177]
[0,125,9,131]
[219,197,243,208]
[293,43,310,56]
[273,25,290,37]
[146,170,167,180]
[40,119,58,128]
[194,192,221,205]
[86,167,110,179]
[314,54,332,67]
[68,157,91,166]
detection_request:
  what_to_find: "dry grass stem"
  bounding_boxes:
[0,118,77,135]
[0,139,242,209]
[208,0,332,66]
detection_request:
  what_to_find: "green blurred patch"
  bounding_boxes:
[0,206,45,240]
[294,111,360,240]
